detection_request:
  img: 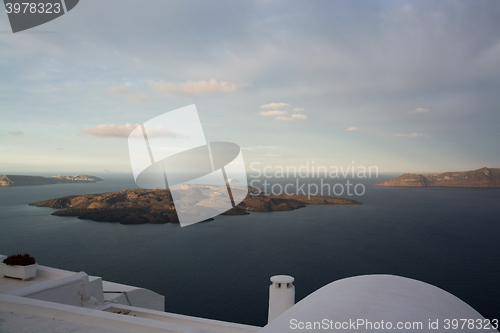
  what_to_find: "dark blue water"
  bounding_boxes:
[0,174,499,326]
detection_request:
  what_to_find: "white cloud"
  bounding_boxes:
[108,85,148,103]
[259,103,307,121]
[407,108,430,114]
[275,116,293,121]
[242,145,278,150]
[347,127,359,131]
[108,85,130,94]
[80,123,139,138]
[259,110,287,117]
[55,147,64,150]
[127,94,149,103]
[8,131,24,136]
[262,153,281,157]
[141,125,183,139]
[275,114,307,121]
[152,79,247,95]
[260,102,291,109]
[80,123,182,138]
[394,132,427,138]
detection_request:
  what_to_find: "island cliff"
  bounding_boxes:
[0,174,103,187]
[374,167,500,187]
[30,186,361,224]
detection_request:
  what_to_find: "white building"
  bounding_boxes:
[0,255,488,332]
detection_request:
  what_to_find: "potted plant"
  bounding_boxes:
[1,254,38,280]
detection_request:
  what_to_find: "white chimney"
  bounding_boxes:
[268,275,295,323]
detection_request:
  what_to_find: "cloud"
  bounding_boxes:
[80,123,182,139]
[259,110,287,117]
[141,125,182,139]
[394,132,427,138]
[242,145,278,150]
[80,123,140,138]
[262,153,281,157]
[275,114,307,121]
[127,94,148,103]
[152,79,247,95]
[347,127,359,131]
[259,103,307,121]
[260,102,291,109]
[55,147,64,150]
[8,131,24,136]
[407,108,430,114]
[108,85,130,94]
[108,85,148,103]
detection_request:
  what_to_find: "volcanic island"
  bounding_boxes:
[30,185,361,225]
[374,167,500,188]
[0,174,103,187]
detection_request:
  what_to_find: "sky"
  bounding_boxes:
[0,0,499,175]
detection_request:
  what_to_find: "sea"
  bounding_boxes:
[0,173,499,326]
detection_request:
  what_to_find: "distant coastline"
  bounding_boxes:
[374,167,500,188]
[0,174,103,187]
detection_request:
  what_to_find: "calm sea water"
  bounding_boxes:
[0,174,499,326]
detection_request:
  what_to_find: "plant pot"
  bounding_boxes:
[1,262,38,280]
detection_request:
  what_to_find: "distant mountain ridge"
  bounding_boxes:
[374,167,500,187]
[0,174,103,187]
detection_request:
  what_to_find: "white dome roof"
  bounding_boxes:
[258,274,485,333]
